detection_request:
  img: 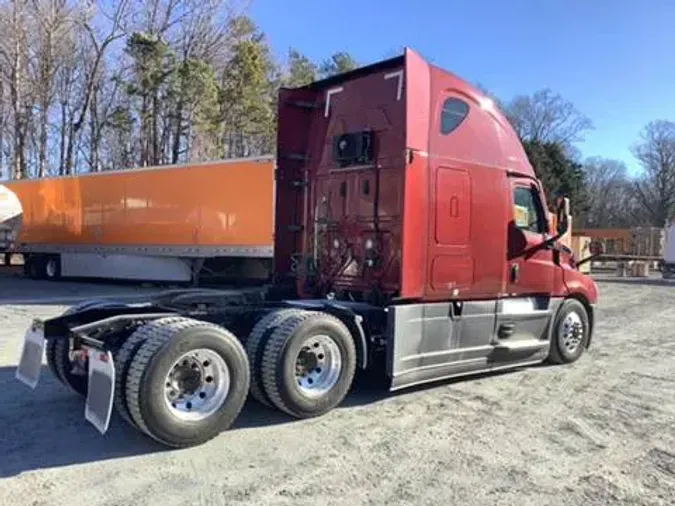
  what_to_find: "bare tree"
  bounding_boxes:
[0,0,31,179]
[63,0,130,175]
[632,120,675,227]
[0,0,366,180]
[29,0,77,177]
[581,157,644,227]
[504,88,594,148]
[0,80,5,178]
[55,38,79,175]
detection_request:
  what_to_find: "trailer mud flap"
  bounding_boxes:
[15,323,46,389]
[85,349,116,435]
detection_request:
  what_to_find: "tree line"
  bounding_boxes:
[0,0,356,180]
[484,88,675,229]
[1,0,674,229]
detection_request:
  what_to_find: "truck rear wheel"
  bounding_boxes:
[124,317,250,448]
[45,338,63,384]
[547,299,590,365]
[51,338,88,396]
[261,311,356,419]
[112,322,174,428]
[45,300,140,396]
[45,303,97,396]
[245,308,307,408]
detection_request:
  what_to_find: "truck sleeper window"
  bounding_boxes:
[513,186,546,233]
[440,98,470,135]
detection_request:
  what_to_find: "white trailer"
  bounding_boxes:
[663,223,675,279]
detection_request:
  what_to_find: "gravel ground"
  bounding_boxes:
[0,273,674,506]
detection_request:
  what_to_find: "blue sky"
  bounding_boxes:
[250,0,675,175]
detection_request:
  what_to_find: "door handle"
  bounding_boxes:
[510,264,519,283]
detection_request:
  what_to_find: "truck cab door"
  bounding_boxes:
[492,180,558,365]
[506,180,555,295]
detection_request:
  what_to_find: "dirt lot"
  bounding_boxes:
[1,273,674,506]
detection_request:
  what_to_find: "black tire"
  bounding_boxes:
[125,317,250,448]
[44,255,61,281]
[45,338,64,384]
[46,304,80,387]
[245,308,307,408]
[261,311,357,419]
[22,256,32,278]
[547,299,590,365]
[27,255,46,279]
[52,337,88,396]
[45,301,127,395]
[113,323,164,428]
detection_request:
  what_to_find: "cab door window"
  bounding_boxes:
[513,186,547,234]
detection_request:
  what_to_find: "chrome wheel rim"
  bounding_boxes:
[559,311,584,353]
[164,349,230,421]
[294,334,342,398]
[46,259,56,278]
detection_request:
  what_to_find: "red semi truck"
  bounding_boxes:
[16,48,599,448]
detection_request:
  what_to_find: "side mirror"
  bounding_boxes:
[555,196,570,237]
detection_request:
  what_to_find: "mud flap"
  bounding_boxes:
[15,322,46,389]
[85,349,116,435]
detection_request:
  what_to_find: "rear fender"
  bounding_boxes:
[43,304,176,348]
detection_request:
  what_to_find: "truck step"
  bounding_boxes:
[493,340,549,352]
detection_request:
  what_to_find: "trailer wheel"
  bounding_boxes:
[261,311,357,419]
[22,256,32,278]
[26,255,46,279]
[44,255,61,281]
[547,299,590,365]
[245,308,307,408]
[125,317,250,448]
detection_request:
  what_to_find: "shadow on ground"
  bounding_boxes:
[0,363,522,477]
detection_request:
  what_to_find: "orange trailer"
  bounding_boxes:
[573,227,664,258]
[2,156,275,283]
